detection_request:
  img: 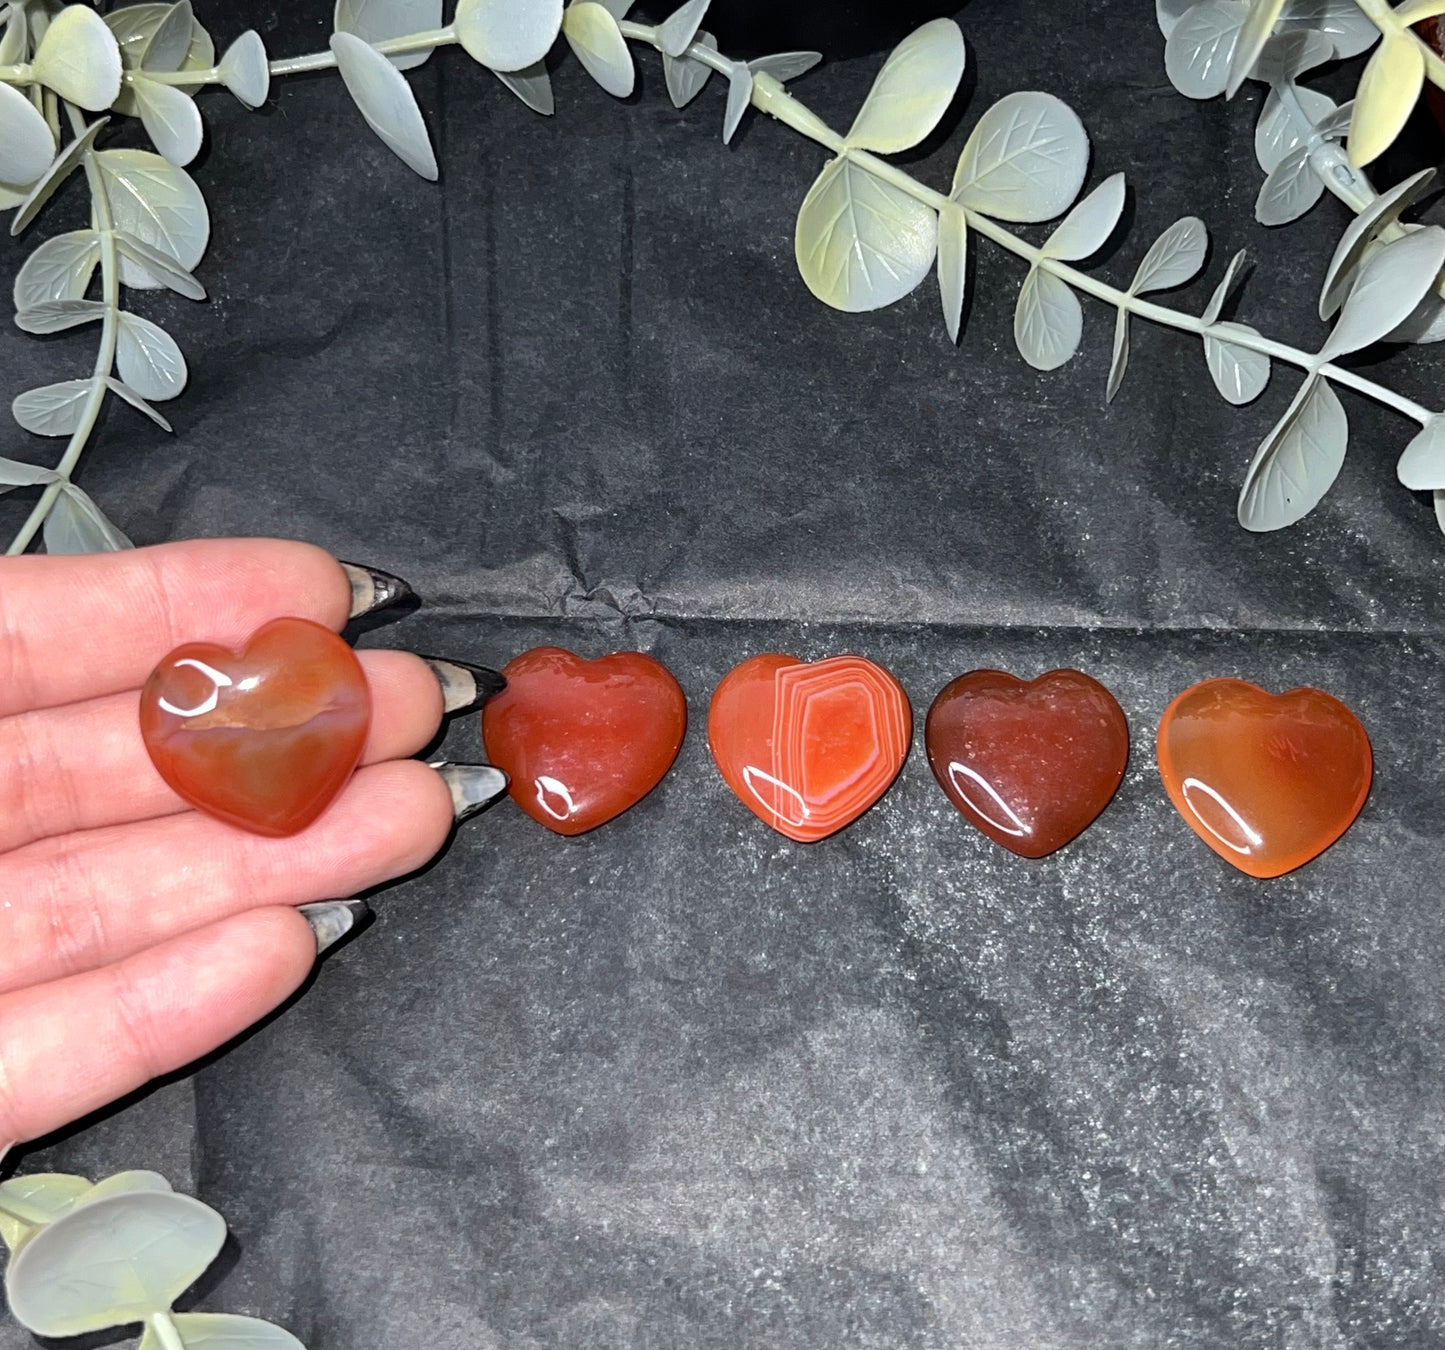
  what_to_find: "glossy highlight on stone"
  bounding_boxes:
[481,647,686,836]
[708,654,911,843]
[1157,678,1372,879]
[139,617,371,837]
[925,668,1129,858]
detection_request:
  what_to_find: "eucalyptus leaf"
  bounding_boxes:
[1254,83,1335,174]
[455,0,562,74]
[15,298,106,333]
[105,376,174,431]
[133,75,204,166]
[722,63,752,144]
[1255,142,1321,225]
[13,378,95,436]
[1156,0,1199,39]
[1237,374,1347,529]
[1164,0,1249,99]
[748,51,821,83]
[218,31,270,108]
[0,457,61,494]
[336,0,441,71]
[109,2,212,117]
[32,5,123,110]
[1106,305,1129,402]
[659,0,709,59]
[95,148,210,288]
[937,199,966,343]
[664,31,716,107]
[1204,321,1270,402]
[1250,27,1333,83]
[1311,100,1355,140]
[0,1175,91,1250]
[1132,216,1208,293]
[1201,248,1248,323]
[74,1171,174,1206]
[1014,264,1082,371]
[951,91,1089,223]
[1383,293,1445,344]
[7,1191,222,1333]
[115,230,205,299]
[42,482,133,554]
[1319,168,1434,319]
[844,17,965,155]
[1225,0,1286,98]
[0,80,55,187]
[562,2,634,98]
[0,10,27,67]
[1397,0,1445,22]
[142,1,195,73]
[794,153,937,312]
[1042,172,1125,261]
[330,31,438,180]
[11,118,108,238]
[1278,0,1379,59]
[494,61,554,115]
[14,230,100,309]
[116,311,187,400]
[1434,490,1445,535]
[595,0,633,16]
[1319,226,1445,359]
[139,1313,306,1350]
[1397,415,1445,490]
[1347,34,1423,169]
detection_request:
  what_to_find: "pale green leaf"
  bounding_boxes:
[722,63,751,143]
[336,0,441,70]
[844,17,964,154]
[95,148,209,288]
[116,311,187,400]
[1238,374,1347,529]
[116,230,205,298]
[0,10,27,66]
[1395,0,1445,23]
[1255,143,1322,225]
[141,1313,305,1350]
[1164,0,1249,98]
[133,74,203,166]
[1250,27,1334,84]
[330,31,438,178]
[142,1,195,73]
[1041,172,1125,262]
[747,51,820,83]
[1204,322,1270,403]
[456,0,563,72]
[561,2,633,97]
[1156,0,1198,38]
[218,31,270,108]
[0,1175,91,1249]
[1398,416,1445,490]
[1106,306,1129,402]
[493,61,554,114]
[105,376,174,431]
[1278,0,1379,58]
[75,1172,174,1206]
[0,80,54,186]
[794,153,937,312]
[1201,248,1248,324]
[951,91,1088,223]
[14,230,100,309]
[937,199,966,343]
[1254,83,1335,174]
[664,31,716,108]
[659,0,709,58]
[1014,264,1082,371]
[1131,216,1208,293]
[11,118,107,237]
[1319,226,1445,359]
[32,5,123,110]
[1319,167,1433,318]
[43,483,132,554]
[13,379,95,436]
[1348,34,1424,168]
[1225,0,1287,97]
[15,298,106,333]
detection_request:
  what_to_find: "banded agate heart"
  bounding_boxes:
[139,617,371,837]
[481,647,686,835]
[1156,678,1372,878]
[708,654,911,843]
[925,668,1129,857]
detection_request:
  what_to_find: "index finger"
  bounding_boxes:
[0,539,386,717]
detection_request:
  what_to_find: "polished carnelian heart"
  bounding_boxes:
[708,654,911,843]
[925,668,1129,858]
[481,647,686,835]
[1157,678,1372,878]
[139,617,371,837]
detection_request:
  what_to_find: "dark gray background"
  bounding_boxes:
[2,2,1442,1347]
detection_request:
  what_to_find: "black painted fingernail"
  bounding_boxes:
[420,656,507,714]
[433,762,509,821]
[339,562,413,618]
[298,899,371,955]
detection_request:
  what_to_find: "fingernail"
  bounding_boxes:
[420,656,507,714]
[339,561,414,619]
[298,899,371,956]
[433,761,509,821]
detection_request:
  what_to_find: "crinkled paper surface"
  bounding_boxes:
[2,2,1441,1347]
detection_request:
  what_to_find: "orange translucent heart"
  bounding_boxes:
[139,617,371,837]
[708,654,911,843]
[1156,678,1372,878]
[481,647,687,835]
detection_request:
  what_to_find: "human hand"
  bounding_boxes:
[0,538,504,1156]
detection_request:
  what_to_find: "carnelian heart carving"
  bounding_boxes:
[481,647,686,835]
[708,654,911,843]
[1156,678,1372,879]
[140,617,371,837]
[925,668,1129,858]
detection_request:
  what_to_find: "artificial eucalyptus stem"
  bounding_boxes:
[266,25,457,78]
[5,103,121,557]
[147,1312,186,1350]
